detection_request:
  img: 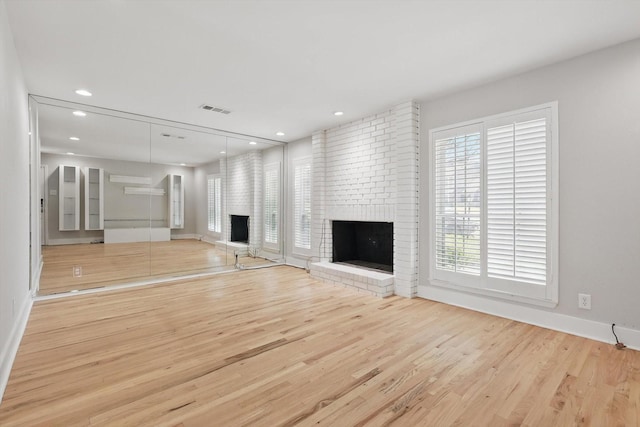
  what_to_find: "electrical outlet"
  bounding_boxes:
[73,266,82,277]
[578,293,591,310]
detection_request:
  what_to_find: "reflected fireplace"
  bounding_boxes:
[332,221,393,272]
[230,215,249,243]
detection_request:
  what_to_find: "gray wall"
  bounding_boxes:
[41,153,197,242]
[0,0,31,397]
[419,38,640,330]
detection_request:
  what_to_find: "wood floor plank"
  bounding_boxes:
[1,265,639,426]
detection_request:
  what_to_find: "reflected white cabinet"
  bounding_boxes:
[84,167,104,230]
[168,174,184,229]
[59,165,80,231]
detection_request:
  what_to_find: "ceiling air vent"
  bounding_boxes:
[199,104,231,115]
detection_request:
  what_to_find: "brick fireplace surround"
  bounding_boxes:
[309,101,419,298]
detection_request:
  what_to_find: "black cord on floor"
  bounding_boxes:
[612,323,626,350]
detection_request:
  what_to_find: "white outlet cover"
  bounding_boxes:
[578,293,591,309]
[49,189,57,196]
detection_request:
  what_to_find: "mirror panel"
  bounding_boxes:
[37,101,153,294]
[33,96,285,295]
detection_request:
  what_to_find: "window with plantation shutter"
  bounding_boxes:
[434,127,482,277]
[264,164,280,247]
[486,114,548,286]
[207,175,221,233]
[430,103,558,305]
[294,159,311,251]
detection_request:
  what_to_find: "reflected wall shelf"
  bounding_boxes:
[84,167,104,230]
[109,174,152,185]
[59,165,80,231]
[168,174,184,229]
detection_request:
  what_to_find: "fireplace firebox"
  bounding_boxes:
[230,215,249,243]
[332,221,393,272]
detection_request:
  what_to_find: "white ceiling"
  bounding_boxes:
[7,0,640,142]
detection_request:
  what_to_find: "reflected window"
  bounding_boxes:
[264,164,280,246]
[207,175,222,233]
[294,160,311,250]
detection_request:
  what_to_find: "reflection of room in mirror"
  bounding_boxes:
[34,98,285,295]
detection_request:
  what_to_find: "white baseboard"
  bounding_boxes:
[201,235,219,245]
[48,237,100,245]
[0,294,33,403]
[285,256,311,270]
[418,284,640,351]
[171,234,198,240]
[30,259,43,296]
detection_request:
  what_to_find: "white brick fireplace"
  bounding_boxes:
[218,151,263,252]
[309,101,419,297]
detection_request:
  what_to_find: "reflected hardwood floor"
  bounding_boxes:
[39,240,274,295]
[1,266,638,426]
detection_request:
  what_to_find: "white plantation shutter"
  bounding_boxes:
[264,165,280,246]
[207,175,221,233]
[487,113,548,285]
[294,161,311,250]
[430,103,557,304]
[434,128,481,276]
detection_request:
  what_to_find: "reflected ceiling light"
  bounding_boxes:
[180,163,186,166]
[69,137,80,141]
[276,131,285,136]
[249,141,257,145]
[75,89,92,97]
[72,110,86,117]
[66,152,75,155]
[220,151,226,154]
[334,111,344,116]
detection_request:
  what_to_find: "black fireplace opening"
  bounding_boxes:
[332,221,393,272]
[230,215,249,243]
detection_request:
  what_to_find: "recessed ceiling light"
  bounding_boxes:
[72,111,86,117]
[66,152,75,155]
[249,141,257,145]
[180,163,186,166]
[276,131,285,136]
[69,137,80,141]
[334,111,344,116]
[75,89,92,97]
[220,151,226,154]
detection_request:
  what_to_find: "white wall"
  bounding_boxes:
[0,0,32,399]
[419,39,640,333]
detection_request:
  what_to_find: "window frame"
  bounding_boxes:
[206,174,222,234]
[428,102,559,307]
[263,162,281,251]
[292,157,312,255]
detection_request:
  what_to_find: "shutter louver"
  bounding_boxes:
[207,176,222,233]
[294,162,311,250]
[264,167,279,245]
[487,118,547,285]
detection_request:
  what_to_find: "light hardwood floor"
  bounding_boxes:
[39,240,275,295]
[1,266,638,426]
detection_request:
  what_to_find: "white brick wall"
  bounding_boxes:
[221,151,263,247]
[311,101,420,297]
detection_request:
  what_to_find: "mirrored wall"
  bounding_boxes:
[32,96,285,296]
